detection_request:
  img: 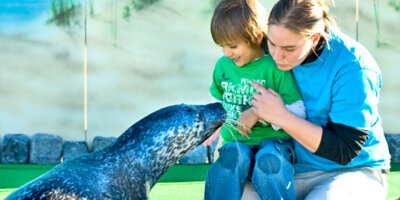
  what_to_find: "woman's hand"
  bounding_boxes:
[250,81,323,152]
[250,81,288,125]
[203,126,221,146]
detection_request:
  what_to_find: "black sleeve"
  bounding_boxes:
[314,120,369,165]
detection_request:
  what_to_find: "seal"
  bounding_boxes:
[5,103,226,200]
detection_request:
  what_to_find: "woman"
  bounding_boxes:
[206,0,391,199]
[249,0,391,199]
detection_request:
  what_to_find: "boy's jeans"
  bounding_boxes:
[204,139,295,200]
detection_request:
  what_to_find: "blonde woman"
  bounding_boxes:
[248,0,391,199]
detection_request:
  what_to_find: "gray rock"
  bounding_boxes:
[209,137,221,163]
[1,134,30,164]
[91,136,116,152]
[385,133,400,163]
[30,133,63,164]
[179,145,207,164]
[63,141,88,161]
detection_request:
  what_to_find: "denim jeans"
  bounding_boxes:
[204,139,295,200]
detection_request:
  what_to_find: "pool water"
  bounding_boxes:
[0,0,50,33]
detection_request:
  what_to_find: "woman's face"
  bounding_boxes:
[267,24,317,71]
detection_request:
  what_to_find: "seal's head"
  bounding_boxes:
[193,102,227,139]
[114,102,226,149]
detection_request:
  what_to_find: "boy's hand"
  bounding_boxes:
[203,126,222,146]
[237,109,258,136]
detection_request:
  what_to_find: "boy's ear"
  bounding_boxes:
[257,33,264,45]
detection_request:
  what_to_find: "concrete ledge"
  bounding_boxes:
[1,133,399,165]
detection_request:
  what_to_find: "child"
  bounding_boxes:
[203,0,305,199]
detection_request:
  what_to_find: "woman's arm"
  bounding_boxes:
[250,81,370,165]
[271,100,306,130]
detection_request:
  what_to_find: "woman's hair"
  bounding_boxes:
[211,0,268,48]
[268,0,336,41]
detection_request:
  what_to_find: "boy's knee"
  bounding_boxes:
[218,147,238,168]
[255,153,281,174]
[218,142,251,168]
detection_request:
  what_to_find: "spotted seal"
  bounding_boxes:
[5,103,226,200]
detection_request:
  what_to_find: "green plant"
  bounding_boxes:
[389,0,400,11]
[210,0,220,9]
[47,0,82,26]
[129,0,161,11]
[373,0,388,47]
[89,0,95,16]
[123,6,131,20]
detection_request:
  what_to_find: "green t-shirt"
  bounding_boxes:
[210,55,302,146]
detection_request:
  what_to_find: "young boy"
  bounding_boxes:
[203,0,305,199]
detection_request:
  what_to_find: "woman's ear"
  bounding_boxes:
[312,33,322,46]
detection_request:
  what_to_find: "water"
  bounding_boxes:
[0,0,50,33]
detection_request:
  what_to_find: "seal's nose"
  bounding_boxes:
[198,103,226,128]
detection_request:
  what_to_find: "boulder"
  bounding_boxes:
[179,145,208,164]
[385,133,400,163]
[91,136,116,152]
[1,134,30,164]
[30,133,63,164]
[63,141,88,161]
[209,137,221,163]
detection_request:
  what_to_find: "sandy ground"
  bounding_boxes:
[0,0,399,146]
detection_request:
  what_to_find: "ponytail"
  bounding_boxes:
[318,0,337,33]
[268,0,337,41]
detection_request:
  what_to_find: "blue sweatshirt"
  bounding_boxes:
[292,29,391,173]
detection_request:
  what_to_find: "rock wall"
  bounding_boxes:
[1,133,399,165]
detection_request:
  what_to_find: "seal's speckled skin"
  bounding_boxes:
[6,103,226,200]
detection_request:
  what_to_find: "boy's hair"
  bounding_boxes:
[211,0,268,48]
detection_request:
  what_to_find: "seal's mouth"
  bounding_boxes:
[195,103,226,139]
[208,118,225,130]
[203,103,227,125]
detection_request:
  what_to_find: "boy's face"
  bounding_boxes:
[221,40,264,67]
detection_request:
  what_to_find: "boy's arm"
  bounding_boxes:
[237,109,259,136]
[203,126,222,146]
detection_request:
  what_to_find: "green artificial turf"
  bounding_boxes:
[387,171,400,199]
[0,189,13,200]
[150,181,206,200]
[0,182,206,200]
[0,164,399,200]
[0,164,56,188]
